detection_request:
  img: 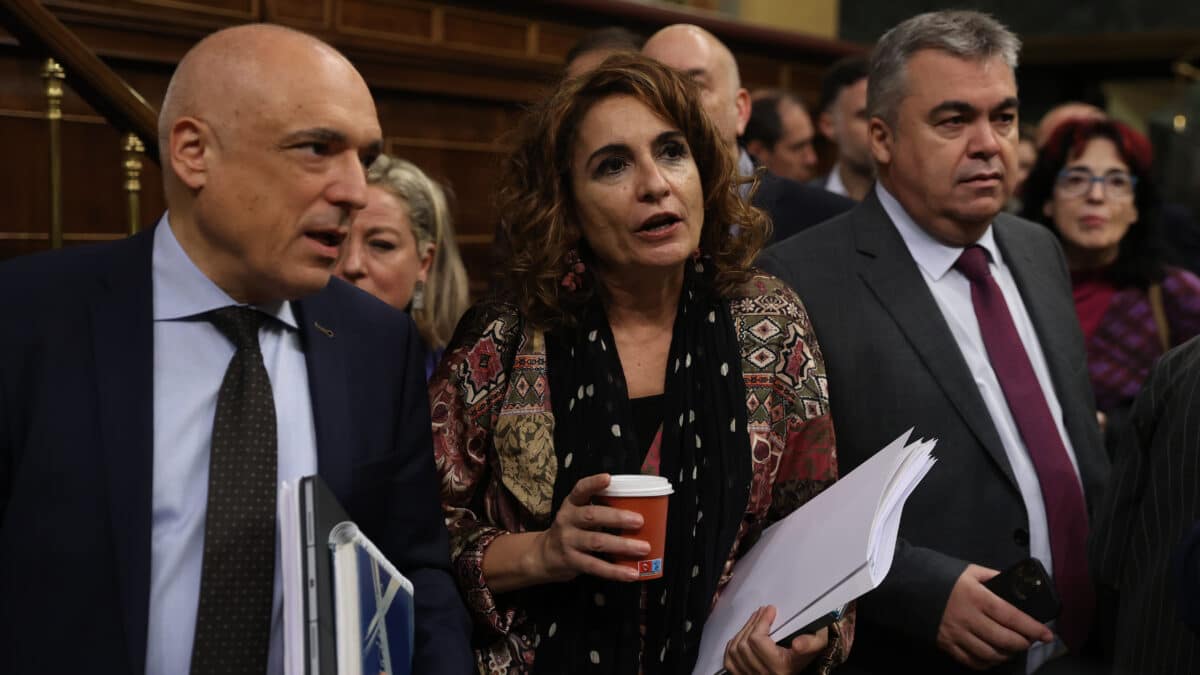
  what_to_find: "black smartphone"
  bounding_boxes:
[984,557,1060,623]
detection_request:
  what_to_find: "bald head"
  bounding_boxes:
[159,24,369,166]
[643,24,750,154]
[158,23,383,305]
[1036,102,1105,148]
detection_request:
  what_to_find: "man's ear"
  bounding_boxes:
[818,110,836,142]
[868,116,893,166]
[169,117,212,191]
[734,87,751,137]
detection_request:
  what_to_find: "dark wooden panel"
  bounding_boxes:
[51,0,257,21]
[265,0,331,28]
[385,143,504,237]
[374,92,523,145]
[442,8,528,56]
[737,52,784,93]
[337,0,434,43]
[535,22,585,61]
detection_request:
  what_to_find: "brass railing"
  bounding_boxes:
[1,0,159,248]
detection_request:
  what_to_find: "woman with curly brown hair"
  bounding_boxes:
[429,53,852,674]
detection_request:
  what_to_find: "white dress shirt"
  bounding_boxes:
[146,215,318,675]
[824,163,850,197]
[877,184,1080,671]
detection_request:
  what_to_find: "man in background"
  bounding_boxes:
[643,24,854,243]
[564,26,643,78]
[815,55,874,201]
[0,24,471,674]
[743,89,820,183]
[760,11,1108,673]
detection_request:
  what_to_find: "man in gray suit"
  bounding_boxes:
[759,11,1108,674]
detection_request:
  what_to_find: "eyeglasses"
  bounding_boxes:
[1054,168,1138,199]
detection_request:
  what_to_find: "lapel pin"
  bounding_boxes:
[314,321,335,338]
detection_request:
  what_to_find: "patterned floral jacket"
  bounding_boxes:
[428,273,853,673]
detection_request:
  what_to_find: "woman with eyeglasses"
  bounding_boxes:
[1021,117,1200,450]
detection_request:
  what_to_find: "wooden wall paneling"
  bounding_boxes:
[336,0,435,44]
[46,0,259,26]
[385,142,504,232]
[736,51,786,94]
[533,21,585,61]
[131,0,258,20]
[373,92,524,145]
[265,0,333,29]
[441,6,532,58]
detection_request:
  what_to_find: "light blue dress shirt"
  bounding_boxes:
[145,215,318,675]
[877,184,1080,671]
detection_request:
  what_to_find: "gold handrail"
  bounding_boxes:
[123,133,146,235]
[42,58,64,250]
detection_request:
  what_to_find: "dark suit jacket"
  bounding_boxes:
[1092,335,1200,674]
[759,192,1108,673]
[0,229,471,674]
[751,170,855,244]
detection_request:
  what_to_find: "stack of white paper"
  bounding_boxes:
[692,429,938,675]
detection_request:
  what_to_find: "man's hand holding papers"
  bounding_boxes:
[722,605,829,674]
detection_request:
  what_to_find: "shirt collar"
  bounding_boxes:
[875,182,1002,281]
[824,164,849,197]
[151,213,298,329]
[737,147,755,179]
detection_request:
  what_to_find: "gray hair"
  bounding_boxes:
[868,10,1021,125]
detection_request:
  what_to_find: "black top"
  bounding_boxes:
[630,393,666,459]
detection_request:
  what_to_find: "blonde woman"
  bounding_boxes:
[336,155,471,377]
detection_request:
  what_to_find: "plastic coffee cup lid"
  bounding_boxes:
[599,474,674,497]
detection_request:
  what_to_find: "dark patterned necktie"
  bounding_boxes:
[190,306,278,675]
[954,245,1095,650]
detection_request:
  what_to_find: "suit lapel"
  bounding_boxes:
[89,231,155,674]
[853,194,1019,490]
[294,287,353,499]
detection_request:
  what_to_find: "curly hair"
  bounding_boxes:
[1019,117,1165,289]
[496,53,770,331]
[366,154,471,349]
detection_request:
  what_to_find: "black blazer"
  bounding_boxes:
[0,229,472,674]
[1092,336,1200,674]
[750,170,855,244]
[759,192,1108,673]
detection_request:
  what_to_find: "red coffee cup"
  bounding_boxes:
[595,475,673,580]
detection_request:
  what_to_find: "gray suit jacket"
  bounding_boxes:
[759,191,1108,673]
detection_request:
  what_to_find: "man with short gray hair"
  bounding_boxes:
[761,11,1107,673]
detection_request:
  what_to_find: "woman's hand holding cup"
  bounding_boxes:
[533,473,649,583]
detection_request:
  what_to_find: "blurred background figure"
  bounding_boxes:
[336,155,471,377]
[1006,123,1039,213]
[642,24,854,243]
[1035,102,1107,148]
[743,88,820,183]
[564,26,644,78]
[815,55,873,201]
[1021,118,1200,452]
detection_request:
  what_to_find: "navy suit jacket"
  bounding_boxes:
[751,170,856,244]
[0,229,471,674]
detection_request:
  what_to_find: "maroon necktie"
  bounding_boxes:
[954,245,1094,650]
